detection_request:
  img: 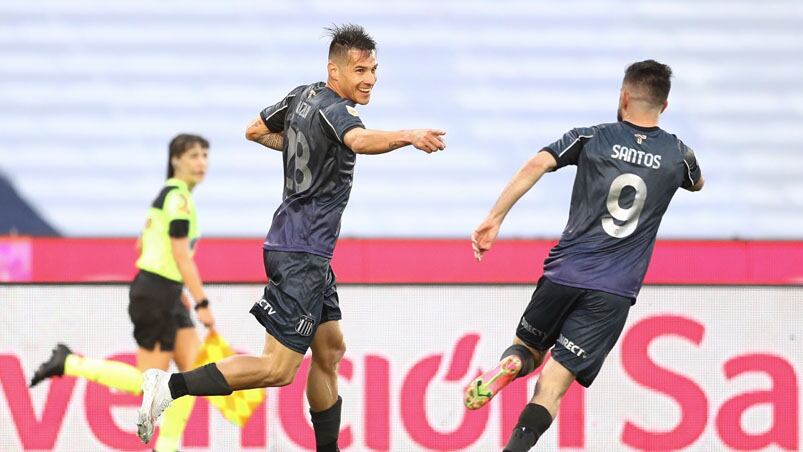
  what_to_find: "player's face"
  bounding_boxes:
[172,144,209,187]
[340,49,378,105]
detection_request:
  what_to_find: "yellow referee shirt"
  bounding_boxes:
[136,178,199,282]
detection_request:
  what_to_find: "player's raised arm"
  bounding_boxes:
[246,85,307,151]
[245,115,284,151]
[343,128,446,154]
[472,150,557,261]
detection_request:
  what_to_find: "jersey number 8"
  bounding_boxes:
[602,173,647,238]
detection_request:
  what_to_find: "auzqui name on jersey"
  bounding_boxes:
[610,144,661,169]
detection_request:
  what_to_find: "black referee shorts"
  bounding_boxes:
[250,249,341,355]
[516,276,632,387]
[128,270,194,352]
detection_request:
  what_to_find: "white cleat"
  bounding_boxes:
[136,369,174,444]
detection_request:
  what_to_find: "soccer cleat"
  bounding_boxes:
[137,369,174,444]
[29,343,72,388]
[464,355,522,410]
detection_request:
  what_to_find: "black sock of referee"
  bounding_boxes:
[168,363,232,398]
[503,403,553,452]
[310,396,342,452]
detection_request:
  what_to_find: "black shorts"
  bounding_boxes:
[516,276,631,387]
[250,249,341,355]
[128,270,193,352]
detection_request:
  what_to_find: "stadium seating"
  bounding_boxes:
[1,0,801,237]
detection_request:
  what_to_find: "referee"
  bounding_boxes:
[30,134,216,452]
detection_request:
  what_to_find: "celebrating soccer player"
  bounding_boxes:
[136,24,446,451]
[465,60,704,451]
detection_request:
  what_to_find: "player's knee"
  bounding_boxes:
[313,339,346,373]
[333,339,346,363]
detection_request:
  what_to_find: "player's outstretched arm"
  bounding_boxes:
[343,128,446,155]
[245,116,284,151]
[472,151,557,261]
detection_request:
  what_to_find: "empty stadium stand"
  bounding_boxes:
[1,0,801,238]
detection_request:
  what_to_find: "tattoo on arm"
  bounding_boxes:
[257,133,284,151]
[388,140,405,151]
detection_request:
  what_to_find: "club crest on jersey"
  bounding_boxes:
[634,134,647,144]
[295,102,311,119]
[296,314,315,336]
[175,194,190,214]
[346,105,359,117]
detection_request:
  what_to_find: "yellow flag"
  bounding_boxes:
[195,331,266,427]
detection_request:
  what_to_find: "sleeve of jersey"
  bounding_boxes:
[678,141,702,190]
[319,102,366,143]
[543,127,596,169]
[163,191,191,238]
[259,85,306,132]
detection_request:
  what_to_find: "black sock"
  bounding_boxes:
[503,403,553,452]
[181,363,233,396]
[168,373,189,399]
[310,396,342,452]
[501,344,537,378]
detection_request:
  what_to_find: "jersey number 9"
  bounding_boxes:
[602,173,647,238]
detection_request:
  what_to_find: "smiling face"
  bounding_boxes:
[328,49,378,105]
[171,143,208,189]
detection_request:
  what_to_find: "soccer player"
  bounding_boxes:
[464,60,704,451]
[136,24,446,451]
[30,134,215,452]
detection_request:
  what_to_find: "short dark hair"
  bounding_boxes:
[623,60,673,107]
[325,24,376,62]
[167,133,209,178]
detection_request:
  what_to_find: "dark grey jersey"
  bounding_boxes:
[260,82,365,258]
[542,121,702,299]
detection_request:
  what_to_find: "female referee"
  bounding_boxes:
[29,134,215,452]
